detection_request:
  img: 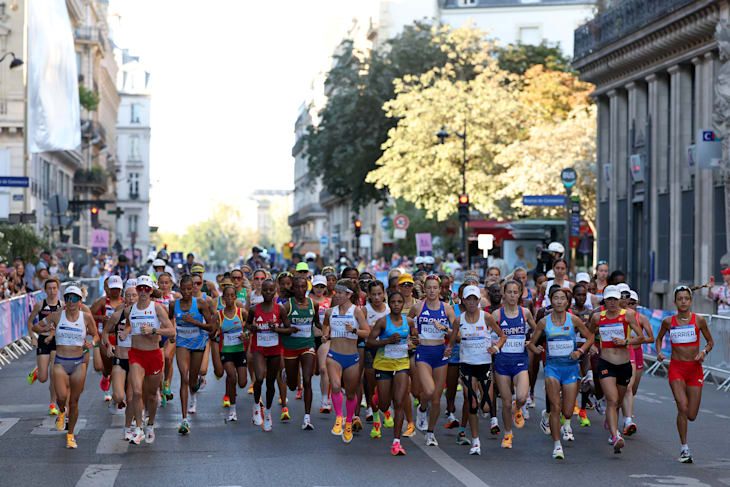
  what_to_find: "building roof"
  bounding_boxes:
[442,0,593,8]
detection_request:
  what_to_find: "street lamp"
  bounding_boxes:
[437,122,469,261]
[0,52,23,69]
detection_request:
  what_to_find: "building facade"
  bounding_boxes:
[115,48,151,260]
[573,0,730,312]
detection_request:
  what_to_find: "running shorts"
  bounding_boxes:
[113,357,129,372]
[629,346,644,370]
[36,334,56,355]
[314,336,322,350]
[221,351,246,368]
[668,359,703,388]
[375,368,409,380]
[459,362,491,381]
[327,350,359,370]
[284,347,316,360]
[54,355,84,375]
[415,344,448,369]
[493,353,529,378]
[129,348,163,376]
[545,362,579,385]
[597,358,632,387]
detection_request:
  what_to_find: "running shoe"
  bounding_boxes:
[343,422,353,443]
[383,409,394,428]
[679,448,693,464]
[366,407,373,422]
[623,421,637,436]
[104,392,112,403]
[191,379,202,394]
[331,417,344,436]
[360,396,367,408]
[522,405,530,420]
[445,413,459,429]
[514,409,525,429]
[416,408,428,431]
[501,433,513,449]
[302,414,314,431]
[526,395,535,408]
[27,366,38,385]
[280,407,290,422]
[49,403,58,416]
[248,383,254,395]
[552,444,564,459]
[222,395,231,408]
[370,420,382,439]
[579,409,591,427]
[596,397,606,416]
[320,398,331,414]
[263,410,273,432]
[160,394,167,408]
[198,376,207,391]
[573,405,580,416]
[561,424,575,441]
[227,410,237,422]
[612,434,625,454]
[390,441,406,456]
[425,432,439,446]
[352,416,363,432]
[252,405,263,426]
[457,384,462,392]
[144,425,155,444]
[469,443,481,455]
[124,427,133,442]
[413,398,420,408]
[490,417,500,435]
[66,433,77,449]
[540,410,550,435]
[100,375,111,392]
[162,381,172,399]
[457,431,471,445]
[296,387,303,400]
[177,419,190,436]
[403,422,415,437]
[188,394,197,414]
[55,412,66,431]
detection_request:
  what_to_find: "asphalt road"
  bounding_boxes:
[1,352,729,487]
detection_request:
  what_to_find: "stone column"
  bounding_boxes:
[607,89,628,269]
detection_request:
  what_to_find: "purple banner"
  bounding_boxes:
[0,291,40,348]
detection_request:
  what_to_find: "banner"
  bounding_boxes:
[415,233,433,256]
[28,0,81,152]
[91,229,109,251]
[0,291,40,348]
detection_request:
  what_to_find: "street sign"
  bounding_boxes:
[560,168,577,189]
[522,195,566,207]
[91,229,109,251]
[319,235,328,246]
[393,214,409,230]
[48,194,68,214]
[393,228,407,240]
[697,129,722,168]
[360,234,371,249]
[380,217,390,230]
[477,234,494,250]
[0,177,29,187]
[12,194,22,201]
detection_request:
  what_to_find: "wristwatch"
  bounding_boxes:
[152,328,157,335]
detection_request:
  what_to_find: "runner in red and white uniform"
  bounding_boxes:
[90,276,124,402]
[655,285,714,463]
[154,272,180,406]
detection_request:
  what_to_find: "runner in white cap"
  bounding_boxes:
[621,289,654,436]
[90,275,124,402]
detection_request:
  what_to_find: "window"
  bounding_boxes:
[128,214,138,235]
[657,194,670,280]
[458,0,476,5]
[42,159,50,200]
[680,189,695,282]
[518,26,541,45]
[130,103,141,124]
[129,172,139,197]
[129,135,141,161]
[715,186,727,276]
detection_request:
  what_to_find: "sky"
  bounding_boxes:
[108,0,367,233]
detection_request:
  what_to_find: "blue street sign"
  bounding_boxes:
[0,177,29,187]
[170,252,183,267]
[380,217,390,230]
[522,195,566,207]
[319,236,328,246]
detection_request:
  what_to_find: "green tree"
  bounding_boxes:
[79,85,99,111]
[0,224,49,266]
[495,41,572,75]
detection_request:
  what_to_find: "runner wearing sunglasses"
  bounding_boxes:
[397,273,418,436]
[311,275,332,413]
[246,269,268,394]
[90,276,124,403]
[154,272,180,406]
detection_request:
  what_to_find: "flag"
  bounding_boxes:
[28,0,81,152]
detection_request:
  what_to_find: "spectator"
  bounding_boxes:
[37,250,52,271]
[9,261,27,295]
[247,246,266,270]
[81,256,101,278]
[710,267,730,317]
[182,253,196,275]
[487,247,509,279]
[0,270,10,300]
[111,254,133,281]
[535,244,553,277]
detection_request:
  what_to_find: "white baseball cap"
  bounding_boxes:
[548,242,565,254]
[616,283,631,294]
[125,278,137,290]
[152,258,166,267]
[305,251,316,261]
[312,275,327,287]
[575,272,590,283]
[64,285,83,298]
[463,285,481,300]
[629,290,639,302]
[108,275,123,289]
[137,275,155,288]
[603,285,620,300]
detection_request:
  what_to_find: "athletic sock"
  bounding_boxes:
[345,397,356,422]
[331,392,343,418]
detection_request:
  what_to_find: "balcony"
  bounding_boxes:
[74,26,109,52]
[74,166,108,196]
[81,119,106,142]
[574,0,695,61]
[288,203,327,227]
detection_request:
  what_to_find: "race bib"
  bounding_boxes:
[670,325,697,344]
[461,335,490,363]
[176,325,199,339]
[419,322,446,340]
[547,339,573,357]
[502,336,526,354]
[330,315,357,339]
[223,331,243,346]
[384,341,408,359]
[292,323,312,338]
[257,330,278,348]
[117,323,131,347]
[599,323,625,343]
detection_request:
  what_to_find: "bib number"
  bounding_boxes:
[502,336,525,354]
[291,324,312,339]
[599,323,625,343]
[257,329,278,347]
[670,325,697,344]
[223,331,243,346]
[547,340,573,357]
[384,341,408,359]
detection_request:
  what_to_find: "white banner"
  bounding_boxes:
[28,0,81,153]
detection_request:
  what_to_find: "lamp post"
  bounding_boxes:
[437,121,468,261]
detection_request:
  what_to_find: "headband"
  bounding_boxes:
[722,267,730,276]
[334,284,354,294]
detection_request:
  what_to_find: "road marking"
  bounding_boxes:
[636,396,662,404]
[408,431,489,487]
[0,404,46,414]
[715,414,730,419]
[0,418,19,437]
[96,428,129,454]
[700,409,714,414]
[75,464,121,487]
[629,474,710,486]
[31,417,86,435]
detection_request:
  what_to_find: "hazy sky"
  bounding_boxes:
[109,0,363,233]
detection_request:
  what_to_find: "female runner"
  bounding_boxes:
[311,275,332,413]
[218,285,248,422]
[154,272,179,406]
[621,289,654,436]
[246,269,268,393]
[363,280,390,438]
[90,276,123,402]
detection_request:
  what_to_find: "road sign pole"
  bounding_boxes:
[565,187,571,267]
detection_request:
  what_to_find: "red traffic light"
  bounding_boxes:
[458,194,469,205]
[90,207,99,214]
[288,241,295,248]
[354,220,362,228]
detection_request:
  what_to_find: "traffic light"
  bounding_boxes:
[288,241,295,249]
[354,219,362,238]
[90,206,100,228]
[457,194,469,222]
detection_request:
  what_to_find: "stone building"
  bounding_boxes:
[573,0,730,311]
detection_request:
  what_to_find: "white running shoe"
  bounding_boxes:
[596,397,606,416]
[197,376,207,391]
[263,410,273,432]
[525,396,535,408]
[144,425,155,444]
[561,424,575,441]
[123,427,133,442]
[469,444,481,455]
[302,414,314,431]
[522,405,530,421]
[188,394,197,414]
[490,416,500,433]
[227,410,237,422]
[252,405,263,426]
[130,427,143,445]
[425,432,439,446]
[416,408,428,431]
[104,392,112,403]
[553,444,564,459]
[540,410,550,435]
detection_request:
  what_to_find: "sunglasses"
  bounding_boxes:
[136,285,152,292]
[399,282,414,287]
[64,294,81,303]
[232,276,243,280]
[598,260,608,266]
[426,274,442,282]
[192,281,203,286]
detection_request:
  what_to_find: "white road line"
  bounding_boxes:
[700,409,714,414]
[408,431,489,487]
[636,396,662,404]
[96,428,129,454]
[75,464,121,487]
[0,418,19,437]
[31,417,86,435]
[716,414,730,419]
[0,405,46,414]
